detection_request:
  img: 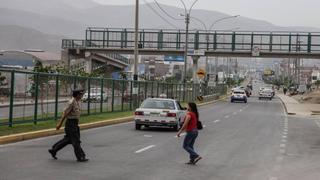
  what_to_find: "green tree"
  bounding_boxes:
[0,72,6,87]
[0,72,8,100]
[29,60,57,115]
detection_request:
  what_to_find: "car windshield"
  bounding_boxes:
[141,99,175,110]
[234,91,245,94]
[263,89,272,93]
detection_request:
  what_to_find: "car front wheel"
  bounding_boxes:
[135,124,141,130]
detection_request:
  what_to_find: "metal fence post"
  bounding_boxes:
[8,70,15,127]
[183,83,186,102]
[121,80,125,111]
[192,83,195,101]
[171,83,174,98]
[87,77,91,115]
[54,74,59,121]
[156,82,159,97]
[34,73,39,125]
[144,82,148,99]
[100,78,104,113]
[151,82,154,97]
[111,80,115,112]
[138,81,141,105]
[130,81,133,110]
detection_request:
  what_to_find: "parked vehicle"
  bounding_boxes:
[231,89,247,103]
[134,98,186,131]
[82,88,108,102]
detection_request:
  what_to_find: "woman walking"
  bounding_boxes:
[177,102,202,165]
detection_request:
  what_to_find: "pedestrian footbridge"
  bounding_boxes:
[62,27,320,59]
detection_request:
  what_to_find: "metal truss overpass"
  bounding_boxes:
[62,27,320,59]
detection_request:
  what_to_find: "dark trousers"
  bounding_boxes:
[183,129,199,160]
[51,119,86,160]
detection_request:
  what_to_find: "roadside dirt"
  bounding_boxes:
[292,90,320,104]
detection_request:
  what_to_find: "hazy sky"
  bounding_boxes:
[93,0,320,28]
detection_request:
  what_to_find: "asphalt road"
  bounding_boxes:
[1,93,320,179]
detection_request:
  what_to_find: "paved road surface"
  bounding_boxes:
[1,94,320,179]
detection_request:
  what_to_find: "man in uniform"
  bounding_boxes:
[48,89,89,162]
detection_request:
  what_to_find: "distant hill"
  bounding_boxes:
[1,1,320,32]
[0,1,320,52]
[0,25,63,52]
[0,8,85,38]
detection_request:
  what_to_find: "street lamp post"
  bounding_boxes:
[133,0,139,108]
[188,15,240,82]
[179,0,199,102]
[207,16,239,82]
[180,0,199,83]
[133,0,139,82]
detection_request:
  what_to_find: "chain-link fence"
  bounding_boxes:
[0,69,227,127]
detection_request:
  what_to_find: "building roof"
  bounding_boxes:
[0,50,60,67]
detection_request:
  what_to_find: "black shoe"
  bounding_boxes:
[185,159,195,165]
[193,156,202,164]
[77,158,89,162]
[48,149,57,160]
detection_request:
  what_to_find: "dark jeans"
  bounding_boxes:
[183,129,199,161]
[51,119,86,160]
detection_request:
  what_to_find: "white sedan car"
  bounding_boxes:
[134,98,186,131]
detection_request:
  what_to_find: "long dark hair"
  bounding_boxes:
[188,102,199,120]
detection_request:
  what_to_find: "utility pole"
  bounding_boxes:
[182,13,190,83]
[132,0,139,108]
[133,0,139,82]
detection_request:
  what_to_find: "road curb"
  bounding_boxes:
[0,116,134,145]
[0,95,228,145]
[277,95,295,115]
[197,95,228,106]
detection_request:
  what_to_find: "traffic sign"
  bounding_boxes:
[188,49,205,56]
[197,96,204,101]
[197,69,206,78]
[252,46,260,57]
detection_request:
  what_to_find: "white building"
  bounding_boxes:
[311,70,320,84]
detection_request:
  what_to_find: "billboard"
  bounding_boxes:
[164,55,184,62]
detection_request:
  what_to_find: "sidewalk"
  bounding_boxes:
[277,93,320,117]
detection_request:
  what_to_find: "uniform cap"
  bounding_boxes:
[72,89,85,97]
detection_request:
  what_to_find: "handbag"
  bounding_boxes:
[197,119,203,130]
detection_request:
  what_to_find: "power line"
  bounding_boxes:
[143,0,179,29]
[153,0,183,21]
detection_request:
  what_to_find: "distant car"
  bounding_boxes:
[259,87,265,94]
[259,89,273,100]
[231,89,247,103]
[134,98,186,131]
[82,88,108,102]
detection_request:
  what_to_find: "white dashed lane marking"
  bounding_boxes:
[135,145,156,154]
